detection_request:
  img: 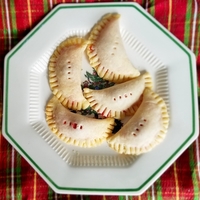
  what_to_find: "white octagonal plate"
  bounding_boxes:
[2,2,199,195]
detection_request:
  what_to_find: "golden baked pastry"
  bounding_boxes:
[45,96,115,148]
[107,88,169,155]
[87,13,140,83]
[48,37,90,110]
[83,72,152,119]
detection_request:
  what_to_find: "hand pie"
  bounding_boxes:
[48,37,90,110]
[87,13,140,83]
[107,88,169,155]
[45,96,115,148]
[83,72,152,119]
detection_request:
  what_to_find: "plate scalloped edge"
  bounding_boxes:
[29,28,169,167]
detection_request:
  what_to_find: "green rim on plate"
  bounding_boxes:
[3,3,197,193]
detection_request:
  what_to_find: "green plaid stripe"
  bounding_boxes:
[0,0,200,199]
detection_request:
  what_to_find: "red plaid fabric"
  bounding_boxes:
[0,0,200,199]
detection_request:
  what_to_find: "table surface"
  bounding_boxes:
[0,0,200,199]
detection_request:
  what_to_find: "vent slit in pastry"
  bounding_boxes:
[107,88,169,155]
[83,72,152,119]
[87,13,140,83]
[45,96,115,148]
[48,37,90,110]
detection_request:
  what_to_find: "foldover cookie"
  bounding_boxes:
[107,88,169,155]
[83,72,152,119]
[45,96,115,148]
[87,13,140,83]
[48,37,90,110]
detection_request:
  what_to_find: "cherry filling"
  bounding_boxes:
[113,93,133,101]
[101,108,107,117]
[69,122,82,130]
[132,119,147,136]
[89,45,95,52]
[72,123,77,129]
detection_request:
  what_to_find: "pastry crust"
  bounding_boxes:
[107,88,169,155]
[83,72,152,119]
[48,37,90,110]
[87,13,140,83]
[45,96,115,148]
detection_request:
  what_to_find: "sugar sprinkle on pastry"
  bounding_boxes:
[107,88,169,155]
[83,72,152,119]
[45,13,170,154]
[48,37,90,110]
[87,13,140,83]
[45,96,115,148]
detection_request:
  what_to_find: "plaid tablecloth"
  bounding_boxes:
[0,0,200,199]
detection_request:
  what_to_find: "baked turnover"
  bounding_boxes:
[87,13,140,83]
[83,72,152,119]
[48,37,90,110]
[107,88,169,155]
[45,96,115,148]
